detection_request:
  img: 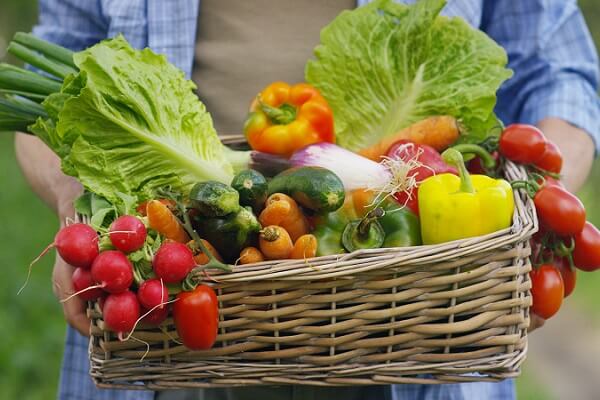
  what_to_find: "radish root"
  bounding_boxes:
[18,242,55,295]
[59,283,105,303]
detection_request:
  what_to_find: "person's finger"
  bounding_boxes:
[62,294,91,337]
[52,255,92,336]
[528,313,546,333]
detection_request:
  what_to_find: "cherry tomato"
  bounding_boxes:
[499,124,547,164]
[534,185,586,236]
[573,221,600,271]
[173,285,219,350]
[534,141,563,174]
[530,264,564,319]
[555,257,576,298]
[535,175,564,189]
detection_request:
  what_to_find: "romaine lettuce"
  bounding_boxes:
[305,0,512,151]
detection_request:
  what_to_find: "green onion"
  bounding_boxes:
[0,64,62,96]
[12,32,75,69]
[8,42,77,80]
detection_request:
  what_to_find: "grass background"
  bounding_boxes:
[1,1,600,399]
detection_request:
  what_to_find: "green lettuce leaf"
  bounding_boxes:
[49,36,233,203]
[305,0,513,151]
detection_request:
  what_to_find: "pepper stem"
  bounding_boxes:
[451,144,496,169]
[442,148,475,194]
[357,208,385,237]
[259,101,296,125]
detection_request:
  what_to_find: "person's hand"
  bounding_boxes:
[52,172,89,336]
[528,313,545,333]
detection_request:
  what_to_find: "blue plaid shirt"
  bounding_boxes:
[33,1,599,399]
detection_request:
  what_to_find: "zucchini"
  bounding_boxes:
[189,181,240,217]
[268,166,345,213]
[231,169,268,212]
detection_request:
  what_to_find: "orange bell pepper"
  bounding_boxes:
[244,82,335,157]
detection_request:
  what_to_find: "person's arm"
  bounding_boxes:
[482,1,600,331]
[15,133,90,336]
[537,118,595,193]
[16,0,109,336]
[482,1,600,162]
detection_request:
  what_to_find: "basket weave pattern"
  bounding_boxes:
[88,142,536,389]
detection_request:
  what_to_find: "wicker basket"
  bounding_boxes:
[88,136,536,389]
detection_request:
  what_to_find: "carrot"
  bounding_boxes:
[259,193,309,242]
[136,199,175,216]
[359,116,460,161]
[290,234,317,259]
[239,247,265,265]
[146,200,190,243]
[259,225,293,260]
[187,239,223,265]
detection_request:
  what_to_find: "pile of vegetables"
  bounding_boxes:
[3,0,598,349]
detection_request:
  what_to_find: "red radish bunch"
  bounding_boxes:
[109,215,147,253]
[91,250,134,293]
[137,279,169,310]
[55,223,99,268]
[153,242,196,283]
[103,290,141,336]
[72,267,104,301]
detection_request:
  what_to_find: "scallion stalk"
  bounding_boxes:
[8,42,77,79]
[12,32,75,69]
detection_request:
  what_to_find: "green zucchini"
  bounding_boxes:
[231,169,268,212]
[268,166,345,213]
[189,181,240,217]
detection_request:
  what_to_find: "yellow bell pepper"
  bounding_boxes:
[418,148,514,245]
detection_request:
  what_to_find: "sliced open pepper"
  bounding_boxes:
[418,148,514,245]
[244,82,335,157]
[312,190,421,256]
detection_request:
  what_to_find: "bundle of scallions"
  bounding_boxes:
[0,33,77,132]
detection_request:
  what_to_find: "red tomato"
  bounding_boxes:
[530,264,564,319]
[499,124,547,164]
[534,141,563,174]
[573,222,600,271]
[555,257,576,298]
[534,185,586,236]
[173,285,219,350]
[393,190,419,215]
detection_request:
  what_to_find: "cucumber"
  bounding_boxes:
[189,181,240,217]
[231,169,268,212]
[268,166,345,213]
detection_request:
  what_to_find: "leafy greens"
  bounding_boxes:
[305,0,513,151]
[32,36,234,204]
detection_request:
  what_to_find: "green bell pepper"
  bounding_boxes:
[313,190,421,256]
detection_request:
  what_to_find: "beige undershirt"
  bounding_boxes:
[192,0,354,135]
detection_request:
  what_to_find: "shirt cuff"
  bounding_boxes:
[519,78,600,153]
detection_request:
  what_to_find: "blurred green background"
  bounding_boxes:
[1,1,600,399]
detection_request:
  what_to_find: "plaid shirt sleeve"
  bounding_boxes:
[31,0,108,51]
[483,0,600,151]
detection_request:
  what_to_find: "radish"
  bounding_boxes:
[72,267,104,301]
[55,223,99,268]
[153,242,195,283]
[137,279,169,310]
[103,290,140,336]
[91,250,134,293]
[109,215,147,253]
[141,306,169,326]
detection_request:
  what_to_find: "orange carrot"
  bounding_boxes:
[187,239,223,265]
[239,247,265,265]
[146,200,190,243]
[359,116,460,161]
[259,225,293,260]
[259,193,309,242]
[136,199,175,217]
[290,234,317,259]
